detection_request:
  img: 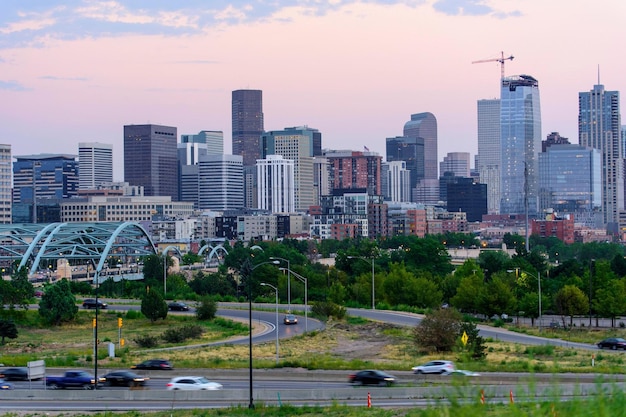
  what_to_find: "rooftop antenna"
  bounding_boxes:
[597,64,600,85]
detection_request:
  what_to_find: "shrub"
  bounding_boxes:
[311,301,346,320]
[196,296,217,321]
[134,334,159,348]
[125,310,142,320]
[162,324,204,343]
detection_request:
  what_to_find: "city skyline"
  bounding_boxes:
[1,1,624,179]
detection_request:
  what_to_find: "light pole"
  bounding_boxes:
[93,262,100,390]
[247,259,279,409]
[163,254,167,298]
[270,257,291,312]
[509,268,542,331]
[260,282,279,364]
[280,268,308,332]
[348,256,375,310]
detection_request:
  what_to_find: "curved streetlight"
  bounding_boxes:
[269,257,291,312]
[508,268,542,331]
[279,268,308,333]
[247,259,279,409]
[348,256,375,310]
[260,282,279,364]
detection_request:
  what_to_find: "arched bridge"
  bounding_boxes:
[0,222,157,278]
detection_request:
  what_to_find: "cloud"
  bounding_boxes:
[75,1,198,29]
[39,75,88,81]
[0,80,28,91]
[432,0,520,17]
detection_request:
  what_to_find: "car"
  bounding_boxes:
[283,314,298,325]
[449,370,481,377]
[131,359,173,370]
[101,371,149,387]
[412,360,456,375]
[597,337,626,350]
[166,376,222,391]
[0,379,13,390]
[82,298,108,309]
[34,290,44,297]
[348,370,397,386]
[168,301,190,311]
[0,367,28,381]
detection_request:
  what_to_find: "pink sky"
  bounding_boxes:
[1,1,625,179]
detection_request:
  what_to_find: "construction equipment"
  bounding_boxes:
[472,51,514,79]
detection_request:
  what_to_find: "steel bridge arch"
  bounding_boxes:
[0,222,157,276]
[198,244,229,265]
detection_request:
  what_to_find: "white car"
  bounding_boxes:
[412,360,455,375]
[166,376,223,391]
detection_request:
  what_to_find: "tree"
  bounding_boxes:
[327,281,348,305]
[594,279,626,327]
[554,285,588,327]
[38,279,78,325]
[413,308,462,352]
[6,267,34,309]
[450,275,483,313]
[459,321,485,359]
[141,289,168,323]
[479,276,516,318]
[196,296,217,320]
[0,319,18,344]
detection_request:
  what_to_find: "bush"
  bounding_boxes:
[196,296,217,321]
[162,324,204,343]
[134,334,159,348]
[311,301,346,320]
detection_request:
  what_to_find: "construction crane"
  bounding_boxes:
[472,51,514,80]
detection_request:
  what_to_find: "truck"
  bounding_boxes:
[45,370,101,390]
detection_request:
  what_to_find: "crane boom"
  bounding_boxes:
[472,51,514,79]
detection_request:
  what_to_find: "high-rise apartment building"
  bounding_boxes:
[538,144,602,228]
[500,75,542,216]
[324,150,383,196]
[13,154,79,203]
[124,124,178,200]
[403,112,438,180]
[0,144,11,223]
[261,126,317,212]
[232,89,264,167]
[579,83,623,230]
[257,155,295,213]
[385,136,425,191]
[198,154,244,211]
[477,99,501,214]
[386,161,411,203]
[78,142,113,190]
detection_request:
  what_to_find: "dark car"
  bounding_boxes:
[348,370,396,386]
[168,302,190,311]
[283,314,298,325]
[102,371,149,387]
[131,359,173,370]
[0,379,13,390]
[0,367,28,381]
[597,337,626,350]
[82,298,108,309]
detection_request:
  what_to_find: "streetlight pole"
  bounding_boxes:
[93,265,100,390]
[163,254,167,297]
[270,257,290,312]
[260,282,279,364]
[509,268,541,331]
[246,259,279,409]
[348,256,375,310]
[281,268,308,332]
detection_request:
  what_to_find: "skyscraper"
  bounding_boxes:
[385,136,425,192]
[261,126,317,212]
[500,75,542,216]
[257,155,295,213]
[386,161,411,203]
[403,112,438,180]
[124,124,178,200]
[477,99,501,214]
[324,150,383,196]
[181,130,223,155]
[232,89,264,167]
[579,83,623,230]
[440,152,470,178]
[198,154,244,211]
[78,142,113,190]
[0,144,11,224]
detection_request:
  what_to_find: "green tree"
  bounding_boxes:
[594,279,626,327]
[554,284,588,327]
[450,275,483,313]
[459,321,485,359]
[196,296,217,320]
[479,276,516,318]
[327,281,348,305]
[0,319,18,344]
[38,279,78,325]
[6,267,34,309]
[141,289,168,323]
[413,308,462,352]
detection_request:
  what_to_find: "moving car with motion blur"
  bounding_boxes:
[0,379,13,390]
[0,367,28,381]
[348,370,396,386]
[131,359,173,370]
[82,299,108,309]
[101,371,149,387]
[412,360,456,375]
[283,314,298,325]
[168,301,190,311]
[166,376,222,390]
[597,337,626,350]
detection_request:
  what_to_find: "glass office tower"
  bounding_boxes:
[500,75,542,216]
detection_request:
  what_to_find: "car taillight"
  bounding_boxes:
[166,383,173,387]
